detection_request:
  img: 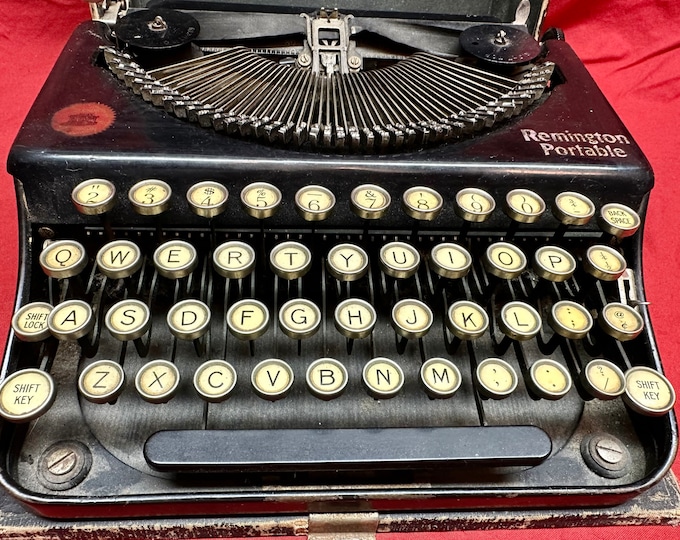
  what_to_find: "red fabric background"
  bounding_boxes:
[1,0,679,538]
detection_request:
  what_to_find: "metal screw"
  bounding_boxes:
[298,53,312,67]
[594,438,625,465]
[38,441,91,491]
[348,56,362,69]
[38,227,55,239]
[581,433,631,479]
[46,447,78,476]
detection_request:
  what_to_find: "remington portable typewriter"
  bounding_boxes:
[1,0,677,527]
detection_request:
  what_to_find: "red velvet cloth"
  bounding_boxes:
[1,1,679,538]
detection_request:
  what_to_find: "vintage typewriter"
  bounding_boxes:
[0,0,677,527]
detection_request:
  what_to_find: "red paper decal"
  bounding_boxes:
[51,102,116,137]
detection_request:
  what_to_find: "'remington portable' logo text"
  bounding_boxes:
[520,129,630,158]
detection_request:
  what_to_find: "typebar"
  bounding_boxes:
[144,426,552,472]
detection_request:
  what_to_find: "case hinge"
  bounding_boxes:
[308,512,379,540]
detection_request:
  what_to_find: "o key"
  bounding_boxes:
[0,369,56,422]
[11,302,53,342]
[47,300,95,340]
[71,178,117,215]
[96,240,143,279]
[78,359,125,404]
[39,240,88,279]
[135,360,180,404]
[251,359,294,401]
[363,357,404,399]
[194,360,237,403]
[483,242,526,280]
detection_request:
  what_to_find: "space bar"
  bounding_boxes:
[144,426,552,472]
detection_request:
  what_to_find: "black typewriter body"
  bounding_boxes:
[1,0,677,523]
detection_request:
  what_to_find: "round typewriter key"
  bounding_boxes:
[420,358,462,399]
[549,300,593,340]
[379,241,420,279]
[135,360,180,404]
[483,242,526,280]
[327,243,369,282]
[71,178,117,215]
[499,301,541,341]
[429,243,472,280]
[167,299,211,340]
[363,358,404,399]
[96,240,143,279]
[153,240,198,279]
[583,245,627,281]
[598,202,641,239]
[186,180,228,218]
[581,359,626,400]
[105,299,151,341]
[251,359,294,401]
[269,241,312,280]
[227,299,270,340]
[553,191,595,226]
[529,359,572,400]
[128,179,172,216]
[78,360,125,404]
[504,189,546,223]
[0,369,56,422]
[455,188,495,223]
[623,366,675,416]
[306,358,348,400]
[533,245,577,282]
[193,360,237,403]
[447,300,489,340]
[391,299,433,339]
[11,302,53,342]
[599,302,644,341]
[402,186,443,221]
[350,184,391,220]
[295,185,336,221]
[39,240,88,280]
[48,300,94,340]
[279,298,321,340]
[334,298,376,340]
[240,182,282,219]
[213,241,256,279]
[476,358,518,399]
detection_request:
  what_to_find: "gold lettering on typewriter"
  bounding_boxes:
[306,358,348,399]
[363,358,404,398]
[251,359,294,400]
[420,358,461,398]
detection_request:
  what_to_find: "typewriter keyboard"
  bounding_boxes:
[1,179,675,479]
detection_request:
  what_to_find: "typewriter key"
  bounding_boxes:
[363,358,404,399]
[597,202,641,239]
[96,240,143,279]
[529,359,573,400]
[167,299,211,340]
[71,178,117,215]
[334,298,376,340]
[11,302,53,342]
[504,189,546,224]
[499,301,542,341]
[402,186,443,221]
[78,360,125,404]
[391,299,433,339]
[306,358,348,400]
[47,300,94,340]
[455,188,495,223]
[583,245,627,281]
[599,302,643,341]
[420,358,462,399]
[213,241,255,279]
[186,181,228,218]
[39,239,88,280]
[135,360,180,404]
[128,179,172,216]
[549,300,593,340]
[429,243,472,280]
[476,358,518,399]
[251,359,294,401]
[227,299,270,340]
[623,366,676,416]
[350,184,391,220]
[0,368,56,422]
[295,185,336,221]
[446,300,489,341]
[105,299,151,341]
[279,298,321,340]
[326,244,369,282]
[194,360,237,403]
[483,242,527,280]
[269,241,312,280]
[533,245,577,282]
[153,240,198,279]
[240,182,282,219]
[553,191,595,226]
[379,241,420,279]
[581,359,626,400]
